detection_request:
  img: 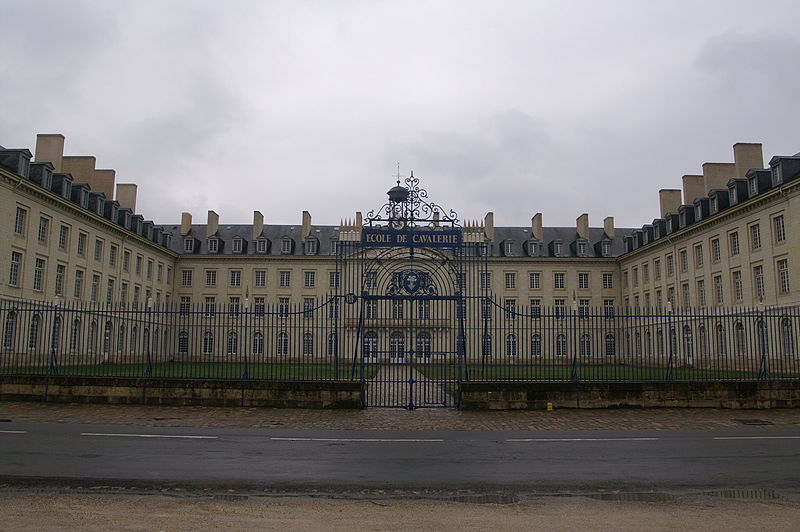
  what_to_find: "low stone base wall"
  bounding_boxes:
[0,376,362,409]
[460,380,800,410]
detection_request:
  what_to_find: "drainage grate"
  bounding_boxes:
[589,492,676,503]
[705,489,781,500]
[733,419,774,425]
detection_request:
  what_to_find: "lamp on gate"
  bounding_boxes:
[666,300,673,314]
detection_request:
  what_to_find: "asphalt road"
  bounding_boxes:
[2,422,799,493]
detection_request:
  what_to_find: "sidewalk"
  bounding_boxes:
[2,401,798,431]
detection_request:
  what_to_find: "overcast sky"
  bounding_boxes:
[2,0,798,229]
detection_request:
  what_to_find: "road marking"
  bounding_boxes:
[0,430,27,434]
[506,437,659,442]
[270,437,444,443]
[80,433,217,439]
[713,436,800,440]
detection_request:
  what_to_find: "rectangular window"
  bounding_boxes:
[694,244,704,268]
[729,231,740,256]
[578,299,590,319]
[281,239,292,254]
[681,282,690,307]
[73,269,84,298]
[696,279,706,307]
[480,272,491,290]
[666,254,674,277]
[37,217,49,243]
[750,224,761,250]
[602,273,613,289]
[58,225,69,250]
[623,271,628,288]
[777,259,790,294]
[205,296,216,316]
[365,271,377,289]
[254,297,265,315]
[94,239,103,261]
[14,207,27,235]
[530,299,541,318]
[504,299,517,320]
[554,299,566,319]
[304,271,316,288]
[604,299,615,318]
[366,299,378,319]
[303,297,315,318]
[279,271,291,287]
[208,238,218,253]
[232,239,242,253]
[668,286,676,306]
[392,299,403,319]
[632,267,639,287]
[157,263,163,282]
[229,297,240,316]
[329,271,340,289]
[642,264,649,284]
[147,260,153,280]
[33,258,45,291]
[109,245,118,267]
[55,264,65,296]
[711,238,721,262]
[713,275,724,304]
[578,273,589,290]
[181,270,193,286]
[230,270,241,287]
[206,270,216,286]
[91,274,100,302]
[180,296,191,315]
[9,251,22,287]
[106,279,115,304]
[120,282,128,304]
[732,271,743,302]
[753,265,765,299]
[529,272,540,289]
[256,239,267,253]
[255,270,266,287]
[679,249,688,272]
[654,259,661,280]
[504,272,515,290]
[774,215,786,243]
[184,238,194,253]
[77,232,87,256]
[553,273,565,290]
[135,255,143,275]
[123,251,131,272]
[329,298,340,319]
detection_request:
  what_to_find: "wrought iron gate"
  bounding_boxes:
[336,172,486,408]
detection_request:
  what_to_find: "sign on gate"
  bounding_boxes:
[361,228,462,247]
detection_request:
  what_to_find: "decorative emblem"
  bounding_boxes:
[402,271,420,294]
[389,217,406,231]
[386,270,438,296]
[344,292,358,305]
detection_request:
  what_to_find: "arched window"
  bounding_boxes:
[757,320,768,354]
[716,324,727,356]
[363,331,378,359]
[303,332,313,356]
[252,332,264,356]
[657,329,664,357]
[580,334,591,357]
[481,333,492,357]
[735,321,746,356]
[130,325,138,354]
[699,325,708,358]
[327,332,338,356]
[88,321,98,353]
[605,334,616,357]
[117,324,126,352]
[28,314,40,350]
[635,332,642,357]
[531,334,541,357]
[3,312,16,349]
[645,330,652,357]
[227,331,238,355]
[416,331,431,359]
[555,334,567,357]
[782,319,794,357]
[69,318,81,352]
[389,331,404,359]
[277,332,289,356]
[506,333,518,357]
[202,331,214,355]
[178,331,189,354]
[103,321,112,357]
[51,316,62,351]
[152,329,159,355]
[683,325,693,363]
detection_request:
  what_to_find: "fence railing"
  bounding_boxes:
[1,298,798,382]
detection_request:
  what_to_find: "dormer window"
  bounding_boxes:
[653,225,661,240]
[601,240,611,257]
[526,238,540,257]
[63,182,72,200]
[42,167,53,189]
[208,238,218,253]
[710,196,718,214]
[304,238,318,255]
[330,239,340,255]
[256,238,268,253]
[478,243,489,257]
[163,233,172,248]
[183,238,194,253]
[695,204,702,220]
[748,177,758,196]
[503,240,514,257]
[729,187,738,204]
[576,240,588,257]
[553,240,563,257]
[232,238,243,253]
[20,155,30,177]
[281,237,293,254]
[771,164,783,186]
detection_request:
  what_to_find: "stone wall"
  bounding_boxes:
[460,381,800,410]
[0,376,362,409]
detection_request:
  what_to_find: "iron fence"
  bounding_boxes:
[0,298,798,383]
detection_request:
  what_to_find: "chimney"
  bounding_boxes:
[92,169,116,200]
[702,162,736,193]
[603,216,615,238]
[34,134,65,172]
[682,174,705,205]
[206,210,219,238]
[301,210,312,240]
[733,142,764,177]
[252,211,264,240]
[576,213,589,240]
[61,155,96,183]
[531,213,543,240]
[355,211,363,227]
[180,212,192,235]
[115,183,137,212]
[483,212,494,241]
[659,189,682,217]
